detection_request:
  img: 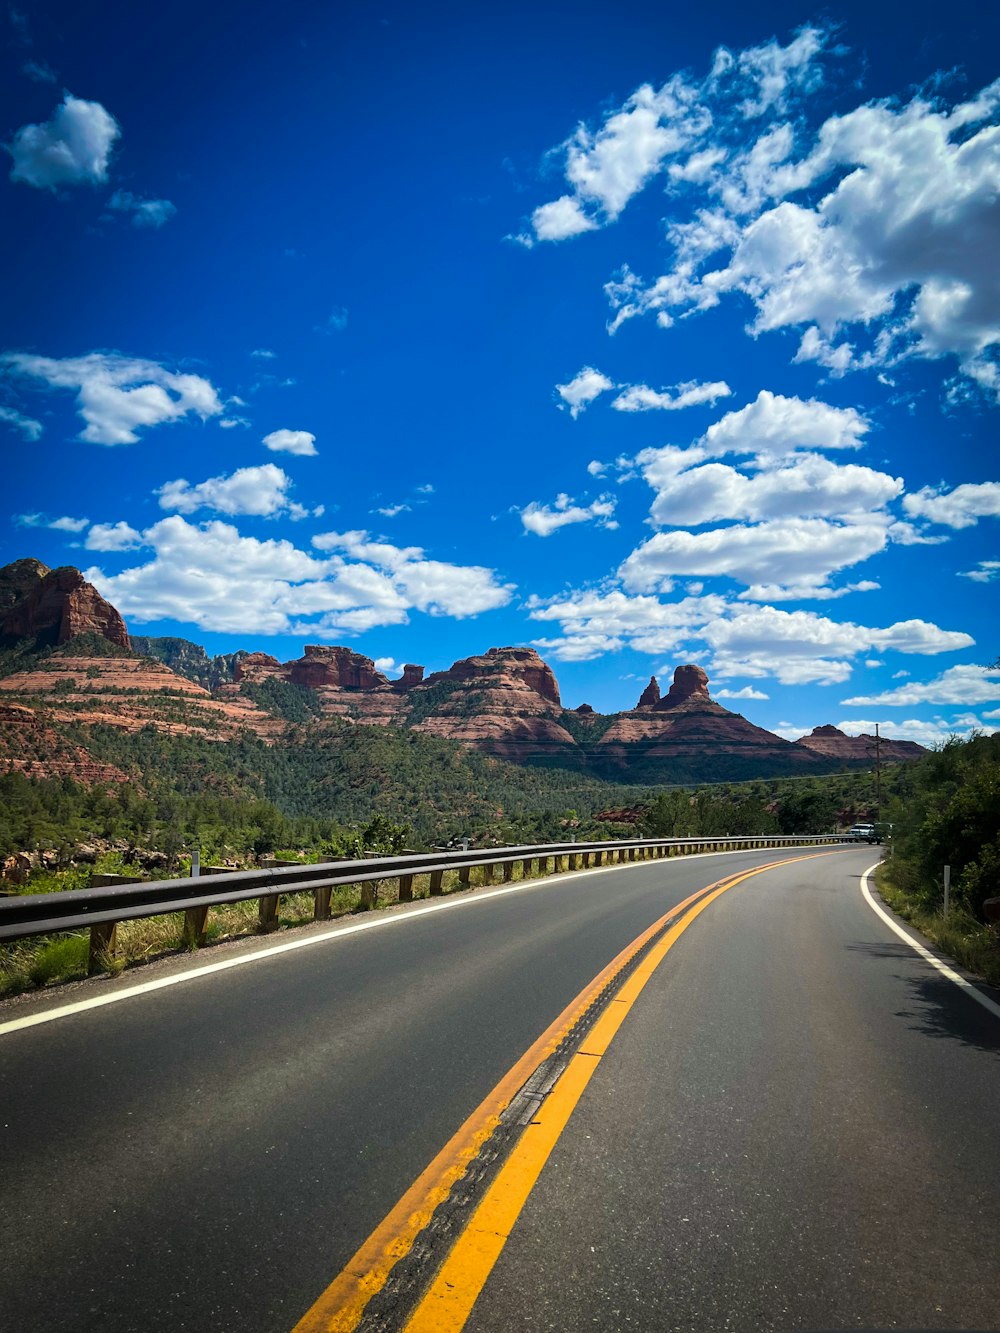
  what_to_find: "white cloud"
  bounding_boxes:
[15,512,89,533]
[157,464,306,519]
[251,349,275,360]
[555,367,614,417]
[107,191,176,228]
[587,460,608,477]
[1,351,222,445]
[262,428,317,456]
[373,657,396,674]
[842,665,1000,707]
[86,517,512,636]
[7,94,119,189]
[716,27,826,119]
[620,515,890,596]
[703,391,869,457]
[607,77,1000,397]
[530,196,598,242]
[0,405,43,440]
[716,685,769,700]
[520,493,618,537]
[643,451,901,529]
[611,379,731,412]
[374,503,410,518]
[832,715,998,745]
[959,560,1000,583]
[902,481,1000,529]
[85,521,143,551]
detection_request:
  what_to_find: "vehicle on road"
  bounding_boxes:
[847,822,880,843]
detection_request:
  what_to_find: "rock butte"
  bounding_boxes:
[0,559,926,781]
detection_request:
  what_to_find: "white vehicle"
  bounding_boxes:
[848,822,879,843]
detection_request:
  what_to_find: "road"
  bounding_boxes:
[1,847,998,1333]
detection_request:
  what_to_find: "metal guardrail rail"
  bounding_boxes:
[0,834,846,971]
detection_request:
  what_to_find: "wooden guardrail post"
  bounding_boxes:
[259,893,280,932]
[359,881,378,911]
[458,865,471,888]
[182,905,210,948]
[503,861,514,882]
[429,869,444,896]
[398,874,414,903]
[315,886,333,919]
[568,852,579,870]
[88,921,117,974]
[521,857,533,879]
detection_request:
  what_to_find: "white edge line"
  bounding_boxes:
[860,862,1000,1022]
[0,846,769,1037]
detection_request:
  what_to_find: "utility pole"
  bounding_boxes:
[875,723,882,823]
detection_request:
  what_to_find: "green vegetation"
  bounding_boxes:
[871,731,1000,986]
[240,677,323,722]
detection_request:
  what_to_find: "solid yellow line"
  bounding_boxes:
[291,851,839,1332]
[401,851,837,1333]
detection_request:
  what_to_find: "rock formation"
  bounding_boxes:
[637,676,661,708]
[1,563,129,650]
[287,645,389,691]
[426,646,560,705]
[795,725,926,762]
[658,664,710,708]
[0,558,50,613]
[394,664,425,691]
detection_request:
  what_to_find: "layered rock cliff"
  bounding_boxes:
[0,561,129,650]
[795,725,925,763]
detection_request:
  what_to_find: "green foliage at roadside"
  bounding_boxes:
[882,731,1000,922]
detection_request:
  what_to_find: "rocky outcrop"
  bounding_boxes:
[0,558,49,613]
[426,647,561,705]
[232,652,285,685]
[658,664,710,708]
[287,645,389,691]
[637,676,661,708]
[131,636,250,689]
[0,701,130,786]
[394,664,425,691]
[795,725,926,763]
[1,565,129,650]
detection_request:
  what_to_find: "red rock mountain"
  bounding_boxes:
[1,561,129,650]
[0,559,926,781]
[795,725,926,763]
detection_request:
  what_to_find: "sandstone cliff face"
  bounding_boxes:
[287,645,390,691]
[0,701,130,786]
[1,565,129,650]
[425,647,560,705]
[0,558,50,613]
[795,725,926,762]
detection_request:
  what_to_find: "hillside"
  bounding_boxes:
[0,559,927,793]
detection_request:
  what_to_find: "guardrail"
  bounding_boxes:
[0,834,846,972]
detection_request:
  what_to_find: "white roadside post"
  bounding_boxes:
[943,864,951,917]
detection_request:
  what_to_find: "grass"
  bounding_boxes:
[874,862,1000,988]
[0,856,560,998]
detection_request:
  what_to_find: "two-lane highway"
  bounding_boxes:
[1,847,997,1332]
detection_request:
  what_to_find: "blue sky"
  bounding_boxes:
[2,0,998,745]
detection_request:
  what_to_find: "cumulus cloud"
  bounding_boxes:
[526,585,971,682]
[520,493,618,537]
[620,516,890,596]
[902,481,1000,529]
[0,405,43,440]
[157,464,308,520]
[611,379,731,412]
[841,665,1000,707]
[85,518,513,636]
[598,70,1000,396]
[107,190,176,228]
[716,685,769,700]
[555,367,614,417]
[1,351,222,445]
[262,428,317,456]
[7,93,120,189]
[702,391,869,457]
[85,521,143,551]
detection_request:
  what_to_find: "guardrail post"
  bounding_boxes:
[259,893,280,932]
[568,852,578,870]
[429,869,444,896]
[503,861,514,882]
[359,881,378,911]
[88,921,117,974]
[458,865,471,888]
[182,905,210,948]
[398,874,414,903]
[521,857,533,878]
[315,886,333,919]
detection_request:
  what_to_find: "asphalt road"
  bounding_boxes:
[2,847,997,1333]
[1,846,813,1333]
[464,853,1000,1333]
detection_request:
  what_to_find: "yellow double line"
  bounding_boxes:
[294,851,838,1333]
